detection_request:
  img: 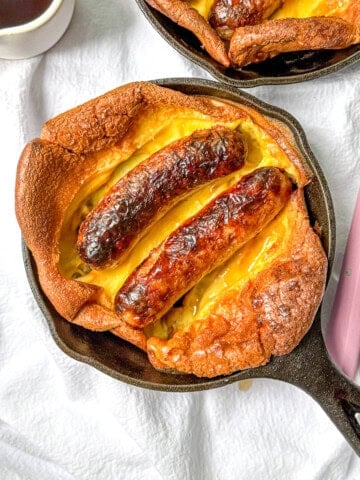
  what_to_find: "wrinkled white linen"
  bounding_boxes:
[1,1,359,478]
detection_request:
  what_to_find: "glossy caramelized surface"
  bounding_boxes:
[59,101,301,337]
[145,196,298,340]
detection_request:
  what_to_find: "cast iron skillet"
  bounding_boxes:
[22,78,360,455]
[135,0,360,87]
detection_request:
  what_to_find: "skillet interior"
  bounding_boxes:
[22,78,335,391]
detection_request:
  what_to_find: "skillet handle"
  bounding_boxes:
[256,317,360,456]
[295,349,360,456]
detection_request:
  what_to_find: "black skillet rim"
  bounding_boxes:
[22,78,336,391]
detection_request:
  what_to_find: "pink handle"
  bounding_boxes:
[327,189,360,379]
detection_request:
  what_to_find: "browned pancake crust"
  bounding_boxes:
[15,82,325,375]
[229,16,360,66]
[143,0,359,66]
[16,82,246,349]
[145,0,230,66]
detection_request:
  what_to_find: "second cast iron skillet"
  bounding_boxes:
[22,78,360,455]
[135,0,360,87]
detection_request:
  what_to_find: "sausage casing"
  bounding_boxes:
[77,127,247,269]
[209,0,282,38]
[115,167,293,328]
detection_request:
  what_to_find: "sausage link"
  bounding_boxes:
[209,0,282,39]
[115,167,293,328]
[77,127,247,269]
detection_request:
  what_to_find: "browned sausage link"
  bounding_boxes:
[77,127,247,269]
[115,167,293,328]
[209,0,282,37]
[229,17,360,67]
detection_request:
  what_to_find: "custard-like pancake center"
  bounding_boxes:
[59,104,300,317]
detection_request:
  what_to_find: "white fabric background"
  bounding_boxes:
[1,1,360,478]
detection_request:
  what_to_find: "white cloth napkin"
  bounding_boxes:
[1,1,359,478]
